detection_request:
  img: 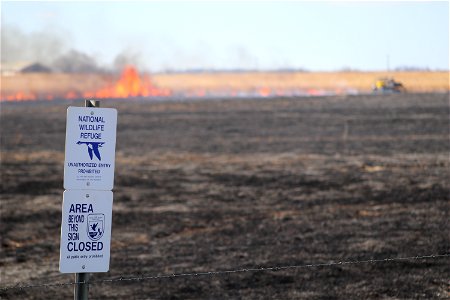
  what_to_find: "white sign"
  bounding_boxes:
[64,107,117,190]
[60,190,113,273]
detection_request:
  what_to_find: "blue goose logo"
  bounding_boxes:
[87,214,105,241]
[77,141,105,161]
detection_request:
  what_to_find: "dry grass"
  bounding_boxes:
[1,71,448,97]
[1,73,111,96]
[154,71,449,92]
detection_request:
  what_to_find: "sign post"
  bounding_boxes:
[59,99,118,300]
[77,100,98,300]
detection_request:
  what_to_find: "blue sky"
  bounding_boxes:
[1,1,449,71]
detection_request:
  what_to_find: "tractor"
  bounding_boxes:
[373,77,406,93]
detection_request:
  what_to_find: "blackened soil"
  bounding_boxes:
[1,93,449,299]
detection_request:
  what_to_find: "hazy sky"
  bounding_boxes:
[1,1,449,72]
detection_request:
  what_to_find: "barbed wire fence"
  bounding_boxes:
[1,253,448,292]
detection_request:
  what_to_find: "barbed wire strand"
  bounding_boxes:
[1,253,448,292]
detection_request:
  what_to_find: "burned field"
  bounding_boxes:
[1,93,449,299]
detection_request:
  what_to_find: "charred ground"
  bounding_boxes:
[1,93,449,299]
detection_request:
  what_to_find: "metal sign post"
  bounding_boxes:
[75,272,89,300]
[74,100,98,300]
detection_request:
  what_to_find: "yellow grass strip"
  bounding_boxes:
[1,71,448,96]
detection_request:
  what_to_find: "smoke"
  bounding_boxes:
[53,50,104,73]
[2,25,269,73]
[1,26,68,66]
[231,46,258,70]
[1,25,142,74]
[113,49,148,72]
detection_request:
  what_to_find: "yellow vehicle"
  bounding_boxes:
[373,77,406,93]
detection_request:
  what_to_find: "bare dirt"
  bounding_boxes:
[1,93,449,299]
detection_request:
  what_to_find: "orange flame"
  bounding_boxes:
[1,66,351,102]
[1,65,171,102]
[2,92,37,102]
[258,87,271,97]
[83,66,171,99]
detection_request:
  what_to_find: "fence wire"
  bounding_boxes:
[1,253,448,292]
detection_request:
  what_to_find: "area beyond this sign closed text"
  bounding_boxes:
[59,190,113,273]
[64,107,117,190]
